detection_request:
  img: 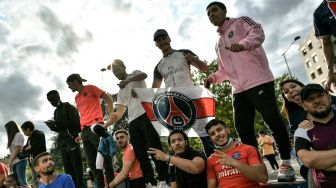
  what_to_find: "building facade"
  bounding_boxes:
[299,28,336,89]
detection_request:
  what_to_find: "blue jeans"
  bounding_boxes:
[13,159,28,186]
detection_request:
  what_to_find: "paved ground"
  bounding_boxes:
[262,156,307,187]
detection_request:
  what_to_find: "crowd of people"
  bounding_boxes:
[1,0,335,188]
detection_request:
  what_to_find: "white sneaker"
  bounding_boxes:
[145,183,156,188]
[157,181,169,188]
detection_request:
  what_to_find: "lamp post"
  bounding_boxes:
[281,36,301,78]
[100,68,106,89]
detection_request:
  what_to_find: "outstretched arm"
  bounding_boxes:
[322,37,336,92]
[118,71,147,89]
[101,92,118,127]
[109,160,134,188]
[147,148,205,174]
[184,53,208,72]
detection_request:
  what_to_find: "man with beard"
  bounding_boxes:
[294,83,336,187]
[152,29,215,158]
[33,152,76,188]
[205,119,267,188]
[108,59,168,187]
[147,130,207,188]
[108,130,144,188]
[204,1,294,182]
[46,90,84,188]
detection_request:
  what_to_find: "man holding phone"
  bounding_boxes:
[45,90,84,188]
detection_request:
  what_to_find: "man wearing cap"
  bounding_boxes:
[152,28,215,158]
[107,59,168,187]
[294,83,336,187]
[205,1,295,182]
[66,73,115,188]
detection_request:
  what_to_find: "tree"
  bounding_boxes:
[48,135,63,172]
[192,60,235,136]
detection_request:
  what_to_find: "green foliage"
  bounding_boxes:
[192,60,235,136]
[48,135,64,173]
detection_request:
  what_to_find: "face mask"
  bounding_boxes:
[215,137,233,149]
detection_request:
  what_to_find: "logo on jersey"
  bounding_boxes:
[152,91,196,131]
[232,152,241,160]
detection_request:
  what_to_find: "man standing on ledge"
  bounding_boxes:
[205,1,295,182]
[66,73,115,188]
[152,28,215,158]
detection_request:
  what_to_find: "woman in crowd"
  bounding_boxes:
[280,79,336,187]
[5,121,29,187]
[280,79,336,138]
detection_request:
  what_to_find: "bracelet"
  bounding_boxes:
[166,154,171,163]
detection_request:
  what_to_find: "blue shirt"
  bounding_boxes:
[38,174,75,188]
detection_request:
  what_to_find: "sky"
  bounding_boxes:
[0,0,321,157]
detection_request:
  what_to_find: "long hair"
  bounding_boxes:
[279,79,305,119]
[5,121,22,148]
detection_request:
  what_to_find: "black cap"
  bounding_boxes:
[153,29,169,41]
[66,73,87,82]
[300,83,326,101]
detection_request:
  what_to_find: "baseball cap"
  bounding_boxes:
[300,83,326,101]
[153,29,169,41]
[66,73,87,82]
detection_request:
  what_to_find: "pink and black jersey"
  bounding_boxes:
[153,49,196,88]
[294,116,336,188]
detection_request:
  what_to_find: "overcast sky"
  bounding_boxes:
[0,0,321,156]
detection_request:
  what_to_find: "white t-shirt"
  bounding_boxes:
[116,70,147,122]
[153,50,195,88]
[9,132,25,164]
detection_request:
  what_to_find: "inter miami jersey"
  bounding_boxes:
[153,49,196,88]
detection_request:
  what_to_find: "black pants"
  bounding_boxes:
[233,81,291,160]
[129,113,168,183]
[130,177,146,188]
[82,127,114,188]
[264,154,279,170]
[61,144,84,188]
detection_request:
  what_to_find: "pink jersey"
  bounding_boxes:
[209,17,274,94]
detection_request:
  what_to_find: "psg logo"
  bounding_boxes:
[152,91,196,131]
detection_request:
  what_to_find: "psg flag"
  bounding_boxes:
[328,0,336,17]
[134,85,215,137]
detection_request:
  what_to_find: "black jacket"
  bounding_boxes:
[24,130,46,158]
[49,102,81,149]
